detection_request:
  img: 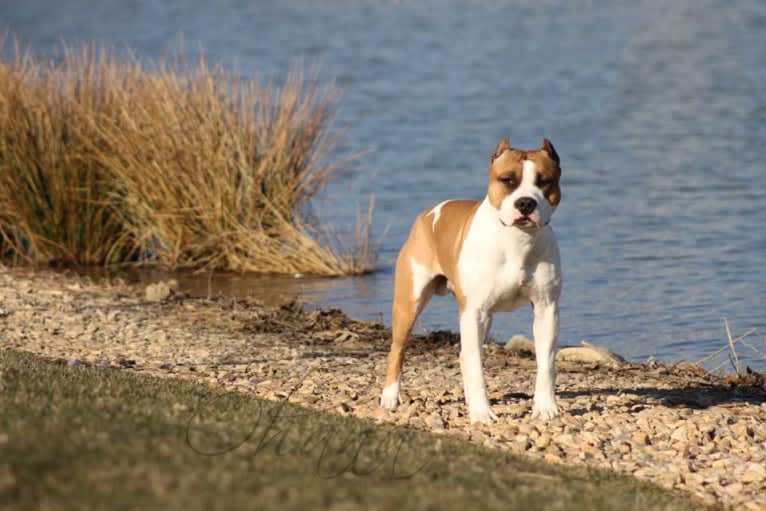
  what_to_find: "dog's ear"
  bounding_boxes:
[540,138,560,165]
[490,137,511,163]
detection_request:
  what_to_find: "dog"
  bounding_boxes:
[380,137,562,424]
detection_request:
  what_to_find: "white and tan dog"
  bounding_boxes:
[380,137,563,424]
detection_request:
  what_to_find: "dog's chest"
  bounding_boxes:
[457,206,540,309]
[490,262,533,310]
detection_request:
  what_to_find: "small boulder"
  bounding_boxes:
[144,280,179,302]
[504,335,535,356]
[504,335,626,367]
[556,341,625,366]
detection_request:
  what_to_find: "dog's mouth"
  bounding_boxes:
[514,216,535,227]
[500,216,537,229]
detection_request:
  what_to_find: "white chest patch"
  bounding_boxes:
[456,199,560,311]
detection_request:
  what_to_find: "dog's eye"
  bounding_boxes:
[498,176,516,186]
[536,176,554,186]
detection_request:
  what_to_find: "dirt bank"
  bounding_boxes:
[1,266,764,510]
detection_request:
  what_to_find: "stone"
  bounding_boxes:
[544,453,562,464]
[535,434,551,450]
[336,403,352,414]
[504,335,534,355]
[631,432,651,446]
[514,434,530,445]
[556,340,625,366]
[671,426,688,442]
[741,463,766,483]
[683,472,704,486]
[144,280,178,302]
[426,413,445,431]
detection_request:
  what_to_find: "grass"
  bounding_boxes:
[694,320,764,376]
[0,40,375,275]
[0,349,704,511]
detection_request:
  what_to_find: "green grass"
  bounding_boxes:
[0,349,703,511]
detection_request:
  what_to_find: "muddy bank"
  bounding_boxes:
[1,266,764,510]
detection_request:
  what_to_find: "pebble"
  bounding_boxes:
[741,463,766,483]
[425,413,446,431]
[534,434,551,450]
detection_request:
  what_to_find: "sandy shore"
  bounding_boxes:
[1,266,764,510]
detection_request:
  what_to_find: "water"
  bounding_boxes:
[3,0,765,370]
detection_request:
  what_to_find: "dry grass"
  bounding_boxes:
[694,319,764,376]
[0,41,375,275]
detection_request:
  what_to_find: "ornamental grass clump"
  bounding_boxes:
[0,42,375,275]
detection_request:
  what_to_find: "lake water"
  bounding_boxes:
[3,0,765,370]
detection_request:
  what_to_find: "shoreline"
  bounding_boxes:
[1,266,764,510]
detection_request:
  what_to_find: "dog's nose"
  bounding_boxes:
[514,197,537,216]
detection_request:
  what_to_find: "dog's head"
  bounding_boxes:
[486,137,561,230]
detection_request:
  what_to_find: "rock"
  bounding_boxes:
[544,453,562,464]
[556,341,625,366]
[631,432,651,446]
[504,335,534,355]
[732,422,755,441]
[580,431,603,448]
[503,337,626,366]
[683,472,704,486]
[671,426,688,442]
[535,434,552,450]
[741,463,766,483]
[514,433,530,444]
[425,413,445,431]
[144,280,178,302]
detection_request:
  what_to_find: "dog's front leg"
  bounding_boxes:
[531,302,560,420]
[459,308,496,424]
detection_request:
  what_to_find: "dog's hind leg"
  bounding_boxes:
[380,251,436,410]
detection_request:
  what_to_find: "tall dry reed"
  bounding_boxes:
[0,42,375,275]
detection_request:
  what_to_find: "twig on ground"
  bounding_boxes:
[693,325,757,369]
[725,319,742,376]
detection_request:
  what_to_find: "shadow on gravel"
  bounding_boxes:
[559,382,766,409]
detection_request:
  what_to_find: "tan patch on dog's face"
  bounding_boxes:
[486,137,562,208]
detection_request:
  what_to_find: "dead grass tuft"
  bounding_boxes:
[0,41,376,275]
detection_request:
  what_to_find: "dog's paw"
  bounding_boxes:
[531,399,559,421]
[379,384,400,410]
[469,405,498,425]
